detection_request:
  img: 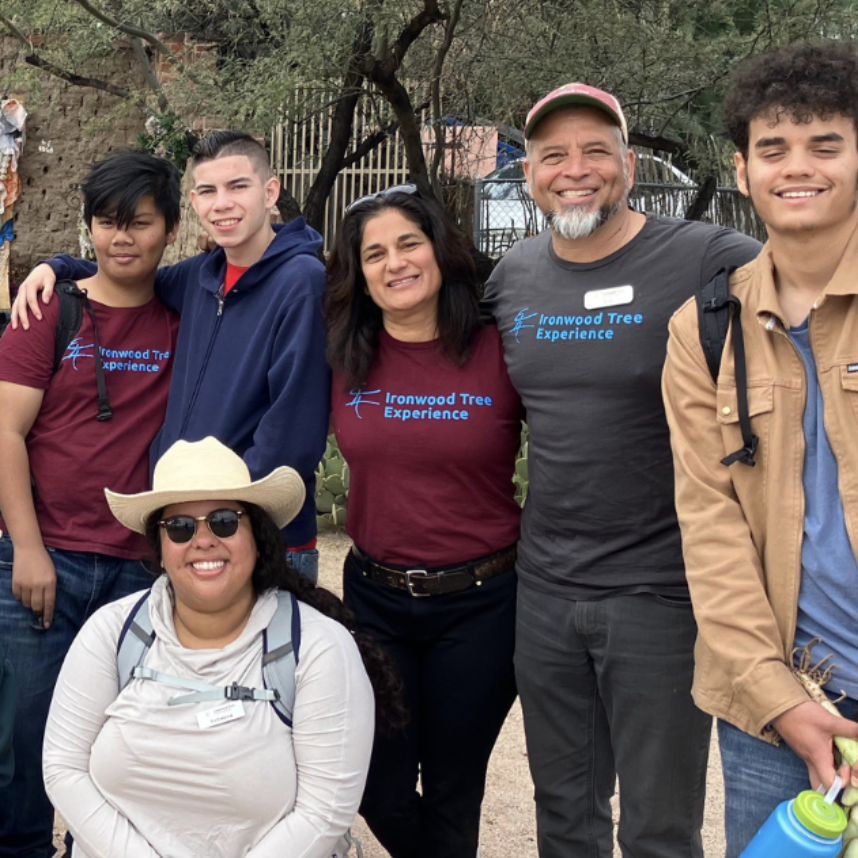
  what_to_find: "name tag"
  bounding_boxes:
[197,700,245,729]
[584,285,634,310]
[848,363,858,373]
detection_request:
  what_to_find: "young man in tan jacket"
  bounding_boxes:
[663,42,858,857]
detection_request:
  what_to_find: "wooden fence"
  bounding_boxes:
[270,88,429,250]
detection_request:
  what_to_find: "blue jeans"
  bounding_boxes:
[515,584,712,858]
[287,547,319,585]
[719,695,858,858]
[0,535,155,858]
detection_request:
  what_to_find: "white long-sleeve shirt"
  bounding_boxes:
[44,576,375,858]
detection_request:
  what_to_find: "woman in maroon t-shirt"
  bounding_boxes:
[326,188,523,858]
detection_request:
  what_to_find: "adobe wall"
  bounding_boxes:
[0,35,147,285]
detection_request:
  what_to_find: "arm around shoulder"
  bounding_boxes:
[662,304,807,734]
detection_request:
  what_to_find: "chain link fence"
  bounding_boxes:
[473,178,766,258]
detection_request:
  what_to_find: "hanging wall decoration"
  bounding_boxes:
[0,97,27,311]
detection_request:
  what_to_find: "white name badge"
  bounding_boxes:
[584,285,634,310]
[197,700,246,729]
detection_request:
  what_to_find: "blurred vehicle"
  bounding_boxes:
[474,155,698,257]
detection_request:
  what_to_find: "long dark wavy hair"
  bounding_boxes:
[325,191,482,391]
[145,503,405,729]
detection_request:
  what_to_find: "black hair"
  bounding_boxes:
[724,42,858,158]
[145,503,406,730]
[190,130,273,179]
[82,151,181,232]
[325,192,482,391]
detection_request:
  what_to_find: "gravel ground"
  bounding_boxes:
[54,531,727,857]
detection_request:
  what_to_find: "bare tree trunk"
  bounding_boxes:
[371,74,433,200]
[685,174,717,222]
[302,22,374,232]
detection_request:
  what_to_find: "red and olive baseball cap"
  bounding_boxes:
[524,83,629,143]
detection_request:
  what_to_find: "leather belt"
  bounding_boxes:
[351,545,517,597]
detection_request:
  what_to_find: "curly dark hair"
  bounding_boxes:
[724,42,858,157]
[325,191,482,391]
[145,503,406,730]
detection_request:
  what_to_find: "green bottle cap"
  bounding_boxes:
[793,791,848,839]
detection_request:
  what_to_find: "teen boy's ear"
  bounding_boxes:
[734,151,750,197]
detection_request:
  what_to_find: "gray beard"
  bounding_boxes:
[548,198,625,240]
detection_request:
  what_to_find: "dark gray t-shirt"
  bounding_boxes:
[483,214,761,599]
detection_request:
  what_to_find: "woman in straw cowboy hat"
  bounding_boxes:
[42,437,402,858]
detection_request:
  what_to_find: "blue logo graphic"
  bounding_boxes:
[345,388,381,419]
[62,338,95,370]
[511,308,537,343]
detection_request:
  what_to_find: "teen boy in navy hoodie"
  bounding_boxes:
[15,132,329,580]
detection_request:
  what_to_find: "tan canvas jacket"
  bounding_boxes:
[663,230,858,739]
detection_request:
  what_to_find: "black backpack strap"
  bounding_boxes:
[53,281,84,373]
[53,281,112,421]
[696,267,758,467]
[696,268,733,383]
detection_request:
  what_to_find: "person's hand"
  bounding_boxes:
[11,264,57,330]
[197,231,217,253]
[773,700,858,789]
[11,545,57,628]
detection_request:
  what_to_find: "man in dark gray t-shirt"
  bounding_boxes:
[483,83,760,858]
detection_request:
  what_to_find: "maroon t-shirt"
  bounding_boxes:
[0,293,179,558]
[331,325,523,567]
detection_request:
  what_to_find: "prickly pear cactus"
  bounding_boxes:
[316,425,530,531]
[316,435,349,531]
[514,425,528,507]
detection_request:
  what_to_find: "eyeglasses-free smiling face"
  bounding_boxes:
[359,208,444,337]
[524,106,634,240]
[736,110,858,238]
[190,155,279,266]
[158,499,257,616]
[89,195,178,290]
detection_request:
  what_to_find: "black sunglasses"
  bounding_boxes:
[345,183,419,213]
[159,509,245,544]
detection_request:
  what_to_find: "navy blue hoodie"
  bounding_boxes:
[49,219,330,545]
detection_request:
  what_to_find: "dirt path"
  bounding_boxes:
[54,531,727,856]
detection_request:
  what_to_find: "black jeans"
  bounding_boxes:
[343,549,517,858]
[515,583,712,858]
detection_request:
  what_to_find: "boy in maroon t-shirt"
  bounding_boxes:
[0,152,181,858]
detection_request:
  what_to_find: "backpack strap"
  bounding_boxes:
[54,281,113,421]
[696,267,758,468]
[116,590,156,692]
[53,281,84,373]
[117,588,300,717]
[262,590,301,727]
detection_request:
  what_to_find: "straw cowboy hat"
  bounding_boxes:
[105,437,306,534]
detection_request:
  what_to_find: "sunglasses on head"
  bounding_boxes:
[159,509,245,544]
[345,183,419,213]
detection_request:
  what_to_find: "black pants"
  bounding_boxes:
[515,583,712,858]
[343,549,517,858]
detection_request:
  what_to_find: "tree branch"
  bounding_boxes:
[341,100,428,171]
[429,0,464,194]
[0,12,154,114]
[71,0,202,83]
[0,11,29,46]
[384,0,448,77]
[130,37,169,113]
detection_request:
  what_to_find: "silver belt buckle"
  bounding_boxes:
[405,569,430,597]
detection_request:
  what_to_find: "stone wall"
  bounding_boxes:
[0,35,147,286]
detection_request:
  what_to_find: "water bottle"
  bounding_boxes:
[739,780,847,858]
